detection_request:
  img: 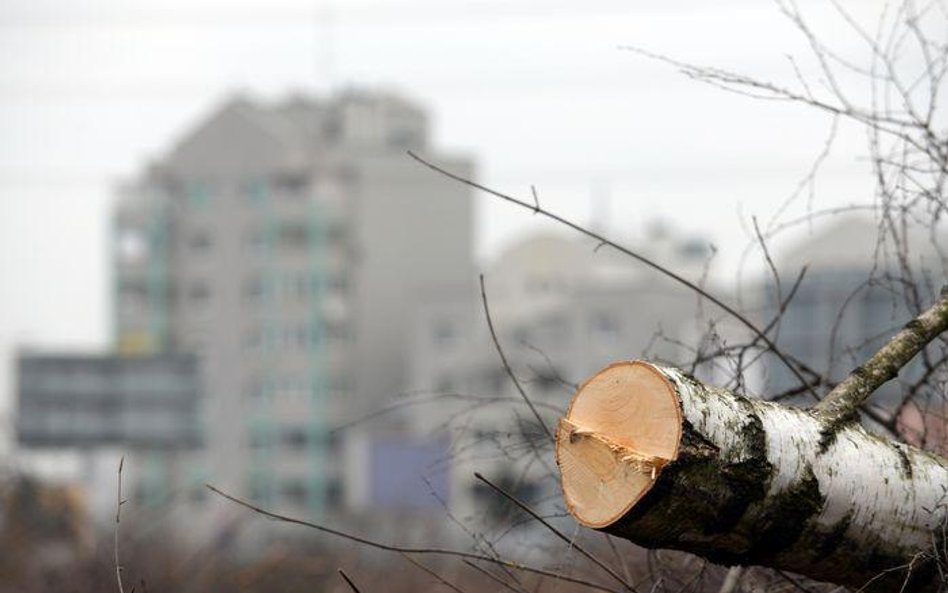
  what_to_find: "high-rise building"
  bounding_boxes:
[112,90,474,530]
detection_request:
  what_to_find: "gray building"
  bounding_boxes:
[113,90,474,528]
[14,352,202,520]
[16,353,201,449]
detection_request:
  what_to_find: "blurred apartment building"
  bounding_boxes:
[405,229,713,527]
[112,90,473,533]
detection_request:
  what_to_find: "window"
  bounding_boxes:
[244,377,266,402]
[188,183,211,207]
[271,172,309,194]
[326,431,341,453]
[324,223,347,245]
[271,173,309,197]
[248,477,272,504]
[242,179,267,203]
[326,320,349,341]
[328,273,348,295]
[278,222,310,251]
[326,479,344,509]
[247,228,268,255]
[282,480,307,506]
[387,128,422,149]
[117,229,148,264]
[189,282,210,306]
[119,280,148,313]
[278,377,301,401]
[248,428,271,449]
[189,230,212,252]
[295,325,312,349]
[188,486,207,503]
[293,274,310,301]
[244,328,262,353]
[327,374,352,399]
[281,427,308,450]
[244,275,267,303]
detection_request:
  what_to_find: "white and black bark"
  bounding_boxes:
[557,361,948,592]
[557,293,948,592]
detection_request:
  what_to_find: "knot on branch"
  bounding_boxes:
[559,418,671,479]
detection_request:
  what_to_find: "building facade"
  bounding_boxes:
[16,354,201,450]
[113,91,474,529]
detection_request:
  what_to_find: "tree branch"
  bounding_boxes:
[813,289,948,428]
[115,456,126,593]
[479,274,554,442]
[204,483,626,593]
[474,472,638,593]
[338,569,364,593]
[407,151,819,401]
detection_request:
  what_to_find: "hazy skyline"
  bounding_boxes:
[0,0,894,414]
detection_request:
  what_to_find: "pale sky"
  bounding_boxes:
[0,0,903,416]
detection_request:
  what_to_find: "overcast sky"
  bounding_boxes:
[0,0,903,414]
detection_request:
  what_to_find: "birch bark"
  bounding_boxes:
[556,361,948,592]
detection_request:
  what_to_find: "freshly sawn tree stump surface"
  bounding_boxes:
[556,360,948,592]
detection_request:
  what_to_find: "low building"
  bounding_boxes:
[15,352,202,521]
[17,353,201,449]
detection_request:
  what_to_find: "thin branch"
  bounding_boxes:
[115,456,127,593]
[338,568,364,593]
[814,289,948,427]
[479,274,554,442]
[409,151,819,401]
[330,391,563,435]
[753,216,783,326]
[462,559,524,593]
[474,472,638,593]
[205,483,625,593]
[401,552,470,593]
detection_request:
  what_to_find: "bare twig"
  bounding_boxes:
[401,552,470,593]
[474,472,638,593]
[408,151,819,401]
[115,456,127,593]
[338,568,364,593]
[479,274,554,442]
[814,290,948,427]
[462,559,524,593]
[205,483,625,593]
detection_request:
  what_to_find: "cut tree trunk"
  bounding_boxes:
[556,360,948,592]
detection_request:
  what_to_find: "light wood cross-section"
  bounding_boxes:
[555,361,682,528]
